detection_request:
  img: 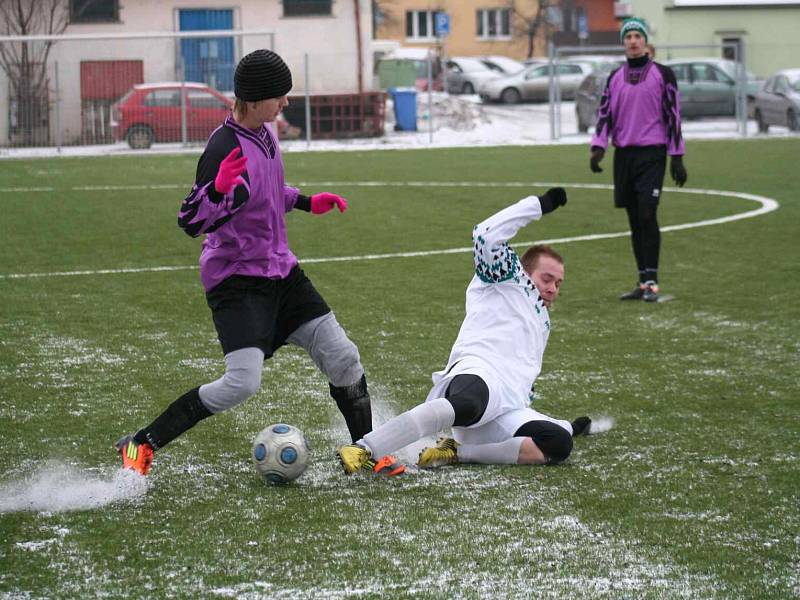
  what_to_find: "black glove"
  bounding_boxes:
[539,187,567,214]
[590,146,605,173]
[670,155,687,187]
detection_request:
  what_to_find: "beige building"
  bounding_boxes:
[374,0,548,60]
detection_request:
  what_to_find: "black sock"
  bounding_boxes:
[329,375,373,442]
[644,268,658,284]
[133,386,212,450]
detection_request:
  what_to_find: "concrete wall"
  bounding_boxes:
[630,0,800,77]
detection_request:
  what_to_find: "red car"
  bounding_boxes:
[111,82,295,149]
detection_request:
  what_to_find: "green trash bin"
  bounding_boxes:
[378,59,417,90]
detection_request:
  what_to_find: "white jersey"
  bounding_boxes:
[427,196,551,423]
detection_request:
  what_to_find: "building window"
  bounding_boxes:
[70,0,119,23]
[722,37,742,61]
[283,0,332,17]
[406,10,436,40]
[476,8,511,40]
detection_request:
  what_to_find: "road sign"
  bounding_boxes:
[435,12,450,37]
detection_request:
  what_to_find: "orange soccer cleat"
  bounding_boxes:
[115,435,154,476]
[371,455,406,476]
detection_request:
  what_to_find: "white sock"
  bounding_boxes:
[361,398,455,458]
[458,437,525,465]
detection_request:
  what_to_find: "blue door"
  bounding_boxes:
[179,9,234,92]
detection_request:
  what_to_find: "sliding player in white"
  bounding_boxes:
[338,188,591,473]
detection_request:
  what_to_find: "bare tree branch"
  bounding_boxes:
[507,0,559,58]
[0,0,70,144]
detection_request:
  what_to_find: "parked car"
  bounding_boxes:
[445,57,501,95]
[753,68,800,132]
[565,54,625,72]
[574,61,625,133]
[111,82,294,149]
[663,58,762,118]
[574,57,762,132]
[479,61,593,104]
[479,55,525,75]
[523,58,549,67]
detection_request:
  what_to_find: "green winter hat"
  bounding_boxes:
[620,17,648,42]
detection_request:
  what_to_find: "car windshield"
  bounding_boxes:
[117,89,135,105]
[791,77,800,92]
[716,61,756,82]
[454,58,491,73]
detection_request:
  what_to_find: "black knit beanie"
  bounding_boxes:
[234,49,292,101]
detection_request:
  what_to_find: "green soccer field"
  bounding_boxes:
[1,139,798,598]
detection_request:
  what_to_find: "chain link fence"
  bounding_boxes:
[0,30,386,152]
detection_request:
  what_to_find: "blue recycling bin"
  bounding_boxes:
[389,87,417,132]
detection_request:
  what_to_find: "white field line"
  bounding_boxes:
[0,182,779,281]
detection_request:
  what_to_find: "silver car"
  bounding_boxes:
[479,55,525,76]
[753,68,800,132]
[445,57,501,95]
[663,58,762,118]
[479,61,593,104]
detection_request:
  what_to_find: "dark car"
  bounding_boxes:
[574,61,624,132]
[753,68,800,132]
[111,82,294,149]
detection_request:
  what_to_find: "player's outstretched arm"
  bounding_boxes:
[472,188,567,283]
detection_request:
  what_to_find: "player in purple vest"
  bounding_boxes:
[115,50,402,476]
[589,17,688,302]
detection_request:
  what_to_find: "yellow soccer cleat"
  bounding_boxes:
[337,444,372,475]
[337,444,405,476]
[418,437,460,468]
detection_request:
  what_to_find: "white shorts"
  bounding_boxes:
[453,407,572,446]
[425,356,525,427]
[425,356,572,444]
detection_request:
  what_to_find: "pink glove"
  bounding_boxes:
[214,147,248,194]
[311,192,348,215]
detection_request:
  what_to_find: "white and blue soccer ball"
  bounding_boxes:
[252,423,311,484]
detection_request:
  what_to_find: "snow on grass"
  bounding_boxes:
[0,462,148,513]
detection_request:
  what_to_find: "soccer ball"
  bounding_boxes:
[252,423,311,485]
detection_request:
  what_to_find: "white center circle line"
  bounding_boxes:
[0,182,779,280]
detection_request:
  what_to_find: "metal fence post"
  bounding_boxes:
[548,41,555,142]
[427,55,433,144]
[54,60,62,152]
[304,53,311,148]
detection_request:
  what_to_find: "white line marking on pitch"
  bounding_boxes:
[0,182,779,280]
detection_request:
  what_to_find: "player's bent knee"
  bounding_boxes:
[201,364,262,413]
[300,313,364,387]
[446,374,489,427]
[514,420,574,465]
[540,429,573,464]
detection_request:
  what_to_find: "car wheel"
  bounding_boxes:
[501,88,521,104]
[462,82,475,95]
[127,125,154,149]
[788,109,799,132]
[755,109,769,133]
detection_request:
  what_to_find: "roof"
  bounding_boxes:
[776,68,800,79]
[386,47,436,60]
[133,82,212,90]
